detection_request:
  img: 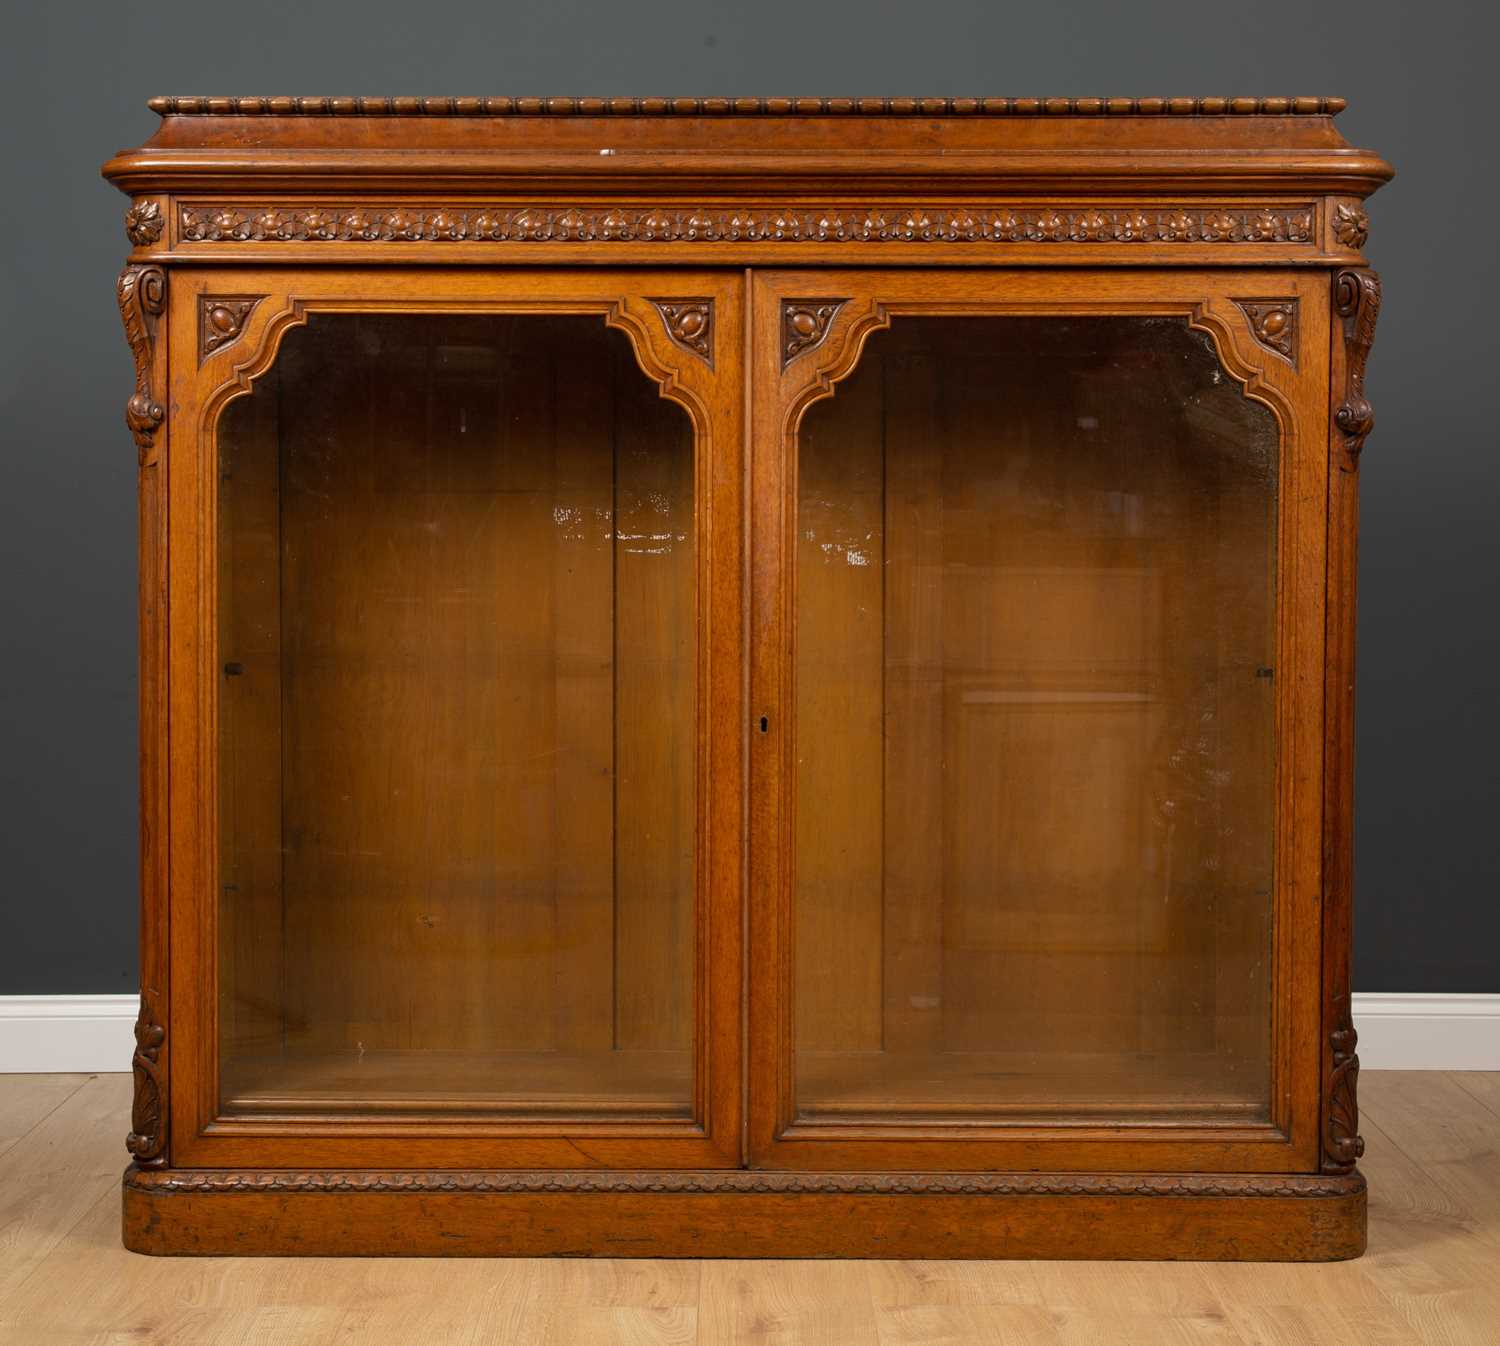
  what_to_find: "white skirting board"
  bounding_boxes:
[1350,994,1500,1070]
[0,992,1497,1074]
[0,995,140,1073]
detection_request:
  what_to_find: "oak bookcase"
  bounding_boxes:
[103,96,1391,1258]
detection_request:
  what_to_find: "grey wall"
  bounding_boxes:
[1,0,1495,993]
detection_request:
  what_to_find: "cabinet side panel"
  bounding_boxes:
[1320,269,1378,1173]
[122,261,170,1167]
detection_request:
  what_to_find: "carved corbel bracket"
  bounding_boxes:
[650,299,714,366]
[126,989,167,1164]
[117,265,166,465]
[1334,269,1381,471]
[1323,995,1364,1172]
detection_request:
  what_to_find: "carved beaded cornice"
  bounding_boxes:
[116,264,166,464]
[650,299,713,365]
[150,95,1349,118]
[124,1167,1365,1199]
[177,204,1319,247]
[125,989,166,1164]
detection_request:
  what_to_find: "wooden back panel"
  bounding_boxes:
[792,316,1278,1121]
[217,312,695,1110]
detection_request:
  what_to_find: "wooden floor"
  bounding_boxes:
[1,1073,1498,1344]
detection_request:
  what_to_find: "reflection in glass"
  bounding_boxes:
[217,313,695,1117]
[794,317,1277,1124]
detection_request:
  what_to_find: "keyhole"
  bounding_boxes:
[759,716,769,734]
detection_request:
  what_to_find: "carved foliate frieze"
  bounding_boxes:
[124,1167,1365,1199]
[125,199,165,246]
[1334,269,1381,470]
[650,299,714,365]
[1234,299,1299,364]
[782,301,846,367]
[199,297,263,361]
[177,204,1319,247]
[116,265,166,464]
[126,990,166,1164]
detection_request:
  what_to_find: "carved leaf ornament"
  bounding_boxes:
[1235,299,1299,363]
[782,301,846,365]
[126,991,166,1162]
[651,299,714,364]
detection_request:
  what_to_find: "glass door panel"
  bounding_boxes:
[785,312,1280,1130]
[216,311,696,1120]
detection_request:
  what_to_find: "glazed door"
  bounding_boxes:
[749,270,1329,1173]
[168,270,742,1168]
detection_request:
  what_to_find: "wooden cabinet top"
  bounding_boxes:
[103,96,1392,265]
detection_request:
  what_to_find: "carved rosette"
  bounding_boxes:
[782,301,846,367]
[1334,269,1381,470]
[177,204,1320,247]
[1323,997,1364,1172]
[1234,299,1299,364]
[650,299,714,365]
[125,199,165,246]
[126,990,167,1164]
[199,296,263,360]
[1333,202,1370,250]
[117,265,166,464]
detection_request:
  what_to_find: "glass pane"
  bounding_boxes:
[793,317,1276,1125]
[217,313,695,1118]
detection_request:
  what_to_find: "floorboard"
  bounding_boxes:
[0,1071,1495,1345]
[0,1074,89,1159]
